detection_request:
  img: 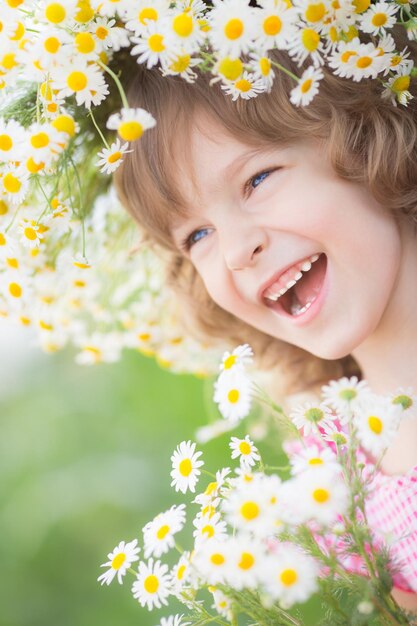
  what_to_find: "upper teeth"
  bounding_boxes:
[264,253,320,302]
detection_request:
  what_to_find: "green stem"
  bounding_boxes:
[128,567,137,577]
[97,59,129,109]
[89,107,110,149]
[270,60,300,83]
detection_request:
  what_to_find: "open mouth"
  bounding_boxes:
[262,253,327,317]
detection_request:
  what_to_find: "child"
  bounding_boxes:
[114,45,417,608]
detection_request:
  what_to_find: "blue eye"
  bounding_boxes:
[251,171,270,188]
[183,227,211,250]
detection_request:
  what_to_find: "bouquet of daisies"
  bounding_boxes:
[98,346,417,626]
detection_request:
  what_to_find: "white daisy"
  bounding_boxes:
[321,420,350,448]
[193,510,228,546]
[89,17,131,52]
[290,66,323,106]
[383,68,414,106]
[360,1,399,36]
[329,37,388,81]
[285,466,349,526]
[90,0,131,18]
[390,387,417,420]
[213,369,252,422]
[170,552,192,592]
[132,558,172,610]
[321,375,370,416]
[170,440,204,494]
[165,7,206,54]
[51,61,109,108]
[290,401,335,436]
[221,71,267,100]
[210,587,233,619]
[97,138,131,175]
[130,21,171,69]
[124,1,171,35]
[1,165,29,205]
[354,395,402,457]
[0,118,26,162]
[161,52,201,83]
[229,435,260,468]
[191,539,232,585]
[287,25,325,67]
[219,343,253,372]
[18,218,45,249]
[248,52,276,91]
[106,107,156,142]
[193,467,230,509]
[260,544,319,607]
[36,0,78,27]
[26,122,65,165]
[225,536,266,590]
[208,0,256,58]
[97,538,140,585]
[254,0,298,50]
[143,503,186,558]
[222,480,276,535]
[289,443,339,475]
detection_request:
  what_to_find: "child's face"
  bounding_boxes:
[171,118,402,360]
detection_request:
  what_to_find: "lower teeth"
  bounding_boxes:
[290,300,312,316]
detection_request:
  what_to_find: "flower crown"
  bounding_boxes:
[0,0,415,369]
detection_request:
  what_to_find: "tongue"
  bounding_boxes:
[292,254,327,309]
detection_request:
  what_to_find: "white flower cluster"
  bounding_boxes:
[98,348,416,622]
[0,1,415,368]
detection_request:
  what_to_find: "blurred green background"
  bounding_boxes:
[0,335,320,626]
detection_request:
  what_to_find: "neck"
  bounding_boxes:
[352,221,417,474]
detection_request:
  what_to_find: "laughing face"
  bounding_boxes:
[171,118,403,360]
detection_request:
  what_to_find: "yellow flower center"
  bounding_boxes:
[238,552,255,570]
[173,12,193,37]
[7,0,25,6]
[218,57,243,81]
[371,13,387,27]
[75,0,95,23]
[308,457,323,465]
[52,114,76,137]
[0,135,12,151]
[31,132,49,149]
[356,56,372,68]
[44,36,61,54]
[156,524,170,540]
[263,15,282,35]
[24,227,38,241]
[144,574,159,593]
[0,232,6,244]
[259,57,271,76]
[9,282,22,298]
[177,564,186,580]
[1,53,17,70]
[202,524,215,538]
[107,151,122,164]
[75,32,96,54]
[224,18,244,40]
[210,553,225,566]
[240,501,260,520]
[313,488,329,503]
[118,121,143,142]
[139,7,158,24]
[305,2,326,22]
[235,78,252,92]
[301,78,313,93]
[341,50,357,63]
[170,54,191,73]
[239,441,251,455]
[392,75,410,93]
[0,200,8,215]
[227,389,240,403]
[95,26,108,40]
[67,71,88,92]
[3,173,21,194]
[45,3,66,24]
[40,81,54,100]
[301,28,320,52]
[73,280,86,288]
[352,0,370,12]
[368,415,383,434]
[179,458,192,476]
[148,33,165,53]
[39,320,53,331]
[111,552,126,570]
[6,257,18,268]
[223,354,236,369]
[280,568,298,586]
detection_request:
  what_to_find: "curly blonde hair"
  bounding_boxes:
[115,41,417,394]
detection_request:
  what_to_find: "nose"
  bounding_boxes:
[222,226,267,271]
